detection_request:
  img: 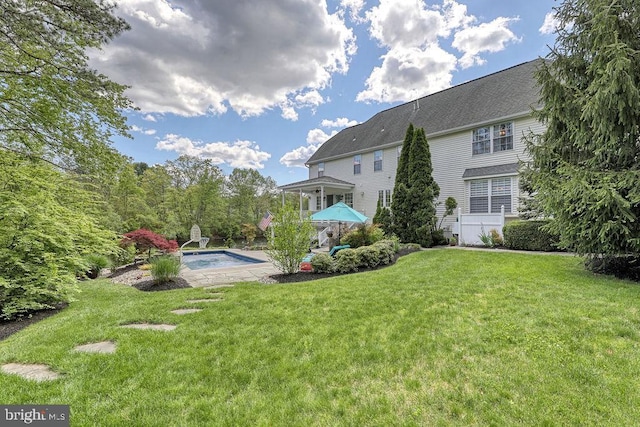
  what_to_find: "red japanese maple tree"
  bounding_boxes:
[121,229,178,260]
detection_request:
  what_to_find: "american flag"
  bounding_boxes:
[258,211,273,231]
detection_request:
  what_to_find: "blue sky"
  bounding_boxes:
[91,0,559,186]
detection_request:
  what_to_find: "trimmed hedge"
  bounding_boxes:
[502,220,560,252]
[310,238,400,274]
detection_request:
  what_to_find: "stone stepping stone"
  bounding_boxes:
[186,298,223,303]
[120,323,176,331]
[74,341,117,354]
[1,363,61,381]
[171,308,202,315]
[204,284,234,289]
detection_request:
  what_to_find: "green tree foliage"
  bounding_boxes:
[227,168,279,232]
[0,0,132,174]
[266,204,315,274]
[372,199,392,234]
[523,0,640,262]
[392,125,440,246]
[0,153,118,320]
[407,128,440,247]
[391,124,414,240]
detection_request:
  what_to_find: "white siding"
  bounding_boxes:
[311,115,544,229]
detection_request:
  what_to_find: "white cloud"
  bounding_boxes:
[357,0,520,103]
[280,122,349,168]
[321,117,358,128]
[539,12,558,35]
[142,114,157,122]
[90,0,356,119]
[339,0,366,22]
[453,17,521,68]
[156,134,271,169]
[131,124,157,135]
[357,45,457,103]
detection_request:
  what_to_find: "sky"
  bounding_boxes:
[90,0,560,186]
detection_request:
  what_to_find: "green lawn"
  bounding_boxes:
[2,249,640,426]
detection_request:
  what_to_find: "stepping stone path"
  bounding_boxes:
[120,323,176,331]
[1,290,236,382]
[1,363,61,381]
[171,308,202,315]
[74,341,117,354]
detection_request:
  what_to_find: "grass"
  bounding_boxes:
[2,249,640,425]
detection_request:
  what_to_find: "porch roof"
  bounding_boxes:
[278,175,355,193]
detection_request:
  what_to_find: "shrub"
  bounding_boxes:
[490,229,503,246]
[334,248,360,273]
[150,256,180,285]
[398,243,421,257]
[373,239,399,265]
[356,245,381,268]
[84,254,110,279]
[431,228,448,246]
[109,245,136,270]
[267,204,315,274]
[340,224,385,248]
[310,253,334,273]
[503,220,560,252]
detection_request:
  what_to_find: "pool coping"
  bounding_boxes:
[179,249,280,287]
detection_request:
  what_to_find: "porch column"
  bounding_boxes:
[299,189,303,220]
[281,190,285,206]
[321,186,325,210]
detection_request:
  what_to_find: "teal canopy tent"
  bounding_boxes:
[311,202,368,242]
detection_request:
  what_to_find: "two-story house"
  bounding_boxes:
[279,59,543,232]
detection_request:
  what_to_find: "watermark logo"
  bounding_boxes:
[1,405,69,426]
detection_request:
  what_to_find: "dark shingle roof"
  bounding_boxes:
[307,59,543,164]
[462,162,520,179]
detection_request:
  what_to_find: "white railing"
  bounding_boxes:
[317,226,332,247]
[454,206,505,246]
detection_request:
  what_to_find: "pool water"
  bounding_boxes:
[182,251,265,270]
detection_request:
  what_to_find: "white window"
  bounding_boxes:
[472,122,513,155]
[374,150,383,171]
[344,193,353,207]
[378,189,392,207]
[469,178,512,213]
[316,196,322,211]
[472,127,490,155]
[318,162,324,177]
[353,155,361,175]
[493,123,513,152]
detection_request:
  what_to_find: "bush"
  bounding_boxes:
[266,204,315,274]
[356,245,381,268]
[121,229,178,260]
[503,220,560,252]
[310,253,334,273]
[84,254,110,279]
[431,228,448,246]
[373,239,399,265]
[150,256,181,285]
[334,248,360,273]
[340,224,385,248]
[109,245,136,270]
[398,243,421,257]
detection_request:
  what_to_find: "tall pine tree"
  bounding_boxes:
[391,123,414,241]
[407,128,440,247]
[523,0,640,267]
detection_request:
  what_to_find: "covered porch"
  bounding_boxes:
[278,176,358,218]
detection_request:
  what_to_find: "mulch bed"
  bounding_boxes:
[0,303,68,342]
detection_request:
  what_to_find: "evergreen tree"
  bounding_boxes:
[523,0,640,265]
[391,124,414,241]
[407,128,440,247]
[372,199,392,235]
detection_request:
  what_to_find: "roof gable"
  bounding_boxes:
[308,59,543,164]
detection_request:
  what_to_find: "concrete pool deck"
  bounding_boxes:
[179,249,280,287]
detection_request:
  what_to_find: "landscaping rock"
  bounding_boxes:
[1,363,61,381]
[74,341,117,354]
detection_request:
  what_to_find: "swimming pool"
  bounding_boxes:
[182,250,266,270]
